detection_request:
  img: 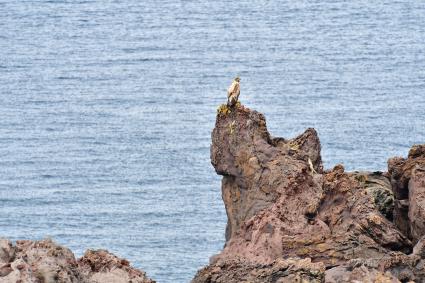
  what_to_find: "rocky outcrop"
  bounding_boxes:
[79,249,154,283]
[409,166,425,244]
[0,239,155,283]
[193,257,325,283]
[193,104,425,282]
[388,144,425,243]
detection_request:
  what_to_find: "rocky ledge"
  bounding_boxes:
[193,104,425,282]
[0,239,155,283]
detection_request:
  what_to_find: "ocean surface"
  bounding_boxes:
[1,1,425,282]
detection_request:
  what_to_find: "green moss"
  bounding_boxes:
[367,186,395,219]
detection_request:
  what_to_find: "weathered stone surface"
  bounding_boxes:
[360,171,395,220]
[211,105,325,246]
[413,236,425,259]
[193,257,325,283]
[394,199,410,238]
[194,104,425,282]
[388,156,409,200]
[325,265,399,283]
[0,239,155,283]
[0,239,15,264]
[409,166,425,243]
[388,144,425,242]
[79,249,154,283]
[0,239,86,283]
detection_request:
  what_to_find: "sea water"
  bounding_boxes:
[1,1,425,282]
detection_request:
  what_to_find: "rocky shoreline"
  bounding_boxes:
[2,105,424,282]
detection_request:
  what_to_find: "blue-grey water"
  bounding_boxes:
[1,1,425,282]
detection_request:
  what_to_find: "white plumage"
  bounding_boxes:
[227,77,240,107]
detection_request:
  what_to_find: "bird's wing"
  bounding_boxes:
[234,83,240,96]
[227,81,237,98]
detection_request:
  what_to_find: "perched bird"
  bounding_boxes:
[227,76,240,107]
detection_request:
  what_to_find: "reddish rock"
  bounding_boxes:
[325,265,399,283]
[0,239,86,283]
[0,263,13,277]
[78,249,154,283]
[409,166,425,243]
[394,199,410,237]
[193,257,325,283]
[193,105,425,282]
[413,236,425,259]
[0,239,155,283]
[388,145,425,239]
[0,239,15,264]
[211,105,324,244]
[388,156,409,200]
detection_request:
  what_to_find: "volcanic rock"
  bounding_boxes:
[388,144,425,243]
[408,166,425,243]
[193,257,325,283]
[0,238,155,283]
[79,249,153,283]
[193,104,425,282]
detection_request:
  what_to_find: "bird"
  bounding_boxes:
[227,76,240,107]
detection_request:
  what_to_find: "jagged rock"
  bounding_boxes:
[325,265,399,283]
[0,239,87,283]
[355,171,394,219]
[388,144,425,242]
[271,127,323,174]
[211,105,324,244]
[78,249,154,283]
[409,166,425,243]
[394,199,410,238]
[388,157,409,200]
[194,105,425,282]
[0,239,155,283]
[413,236,425,259]
[0,239,15,264]
[192,257,325,283]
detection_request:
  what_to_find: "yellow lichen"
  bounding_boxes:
[367,213,382,225]
[217,104,231,115]
[297,247,310,255]
[316,243,329,253]
[355,174,368,183]
[374,272,397,283]
[289,141,300,151]
[229,120,236,134]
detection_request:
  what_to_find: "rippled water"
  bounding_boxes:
[1,1,425,282]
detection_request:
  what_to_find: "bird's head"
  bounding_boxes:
[234,76,240,82]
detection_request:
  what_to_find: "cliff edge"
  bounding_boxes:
[193,104,425,282]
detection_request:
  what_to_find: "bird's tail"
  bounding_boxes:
[227,96,237,107]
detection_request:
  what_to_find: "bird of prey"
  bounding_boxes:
[227,76,240,107]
